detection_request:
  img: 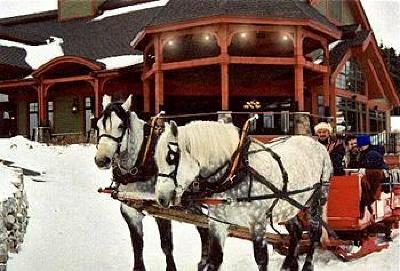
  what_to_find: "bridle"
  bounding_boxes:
[96,103,131,156]
[157,141,180,187]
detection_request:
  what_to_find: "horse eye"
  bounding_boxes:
[118,124,124,129]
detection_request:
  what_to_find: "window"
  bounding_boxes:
[335,59,364,94]
[29,102,38,139]
[85,97,94,132]
[336,97,367,133]
[48,101,54,127]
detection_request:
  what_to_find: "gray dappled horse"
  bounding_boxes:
[94,95,209,271]
[154,120,332,271]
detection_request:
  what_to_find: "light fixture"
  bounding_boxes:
[243,99,261,110]
[71,98,79,113]
[167,40,174,46]
[282,34,288,41]
[204,34,210,41]
[240,32,248,39]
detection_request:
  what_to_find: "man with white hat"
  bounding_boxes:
[314,122,345,175]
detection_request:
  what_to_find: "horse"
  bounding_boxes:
[154,120,333,271]
[94,95,209,271]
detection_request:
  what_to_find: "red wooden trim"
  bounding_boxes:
[32,56,104,78]
[304,61,328,73]
[154,35,163,113]
[323,72,330,107]
[161,56,221,71]
[0,79,36,89]
[351,0,372,31]
[142,69,155,80]
[330,86,337,126]
[221,64,229,110]
[143,79,151,113]
[367,100,391,111]
[369,38,400,105]
[230,56,295,65]
[335,89,368,103]
[42,75,94,85]
[367,59,385,98]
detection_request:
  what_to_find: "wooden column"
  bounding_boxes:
[294,27,304,111]
[155,71,164,113]
[219,24,229,110]
[143,79,151,113]
[154,35,164,113]
[365,79,370,132]
[329,86,337,127]
[38,83,49,126]
[93,78,105,118]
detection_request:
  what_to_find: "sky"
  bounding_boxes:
[0,136,399,271]
[0,0,399,51]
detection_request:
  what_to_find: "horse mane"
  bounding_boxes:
[177,121,240,169]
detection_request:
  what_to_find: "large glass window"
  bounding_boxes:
[335,59,364,94]
[369,110,386,133]
[336,96,367,133]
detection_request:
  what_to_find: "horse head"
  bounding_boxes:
[154,120,201,207]
[94,94,134,169]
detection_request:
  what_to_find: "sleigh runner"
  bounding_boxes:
[99,174,400,262]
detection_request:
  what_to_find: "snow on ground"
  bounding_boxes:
[0,136,398,271]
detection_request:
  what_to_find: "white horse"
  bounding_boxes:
[154,120,332,271]
[94,95,209,271]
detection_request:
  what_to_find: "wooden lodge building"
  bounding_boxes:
[0,0,399,141]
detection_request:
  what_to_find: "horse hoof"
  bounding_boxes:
[166,264,177,271]
[281,257,298,271]
[301,262,313,271]
[133,267,146,271]
[197,260,208,271]
[203,263,219,271]
[257,264,267,271]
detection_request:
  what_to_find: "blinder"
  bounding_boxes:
[158,142,180,187]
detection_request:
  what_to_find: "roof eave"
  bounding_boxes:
[132,15,341,51]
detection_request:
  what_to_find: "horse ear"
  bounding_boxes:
[170,120,178,137]
[121,94,132,112]
[102,95,112,109]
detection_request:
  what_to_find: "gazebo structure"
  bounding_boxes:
[0,0,398,141]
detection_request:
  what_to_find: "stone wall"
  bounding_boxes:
[0,167,29,271]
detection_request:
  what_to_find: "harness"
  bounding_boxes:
[158,116,327,214]
[97,105,163,185]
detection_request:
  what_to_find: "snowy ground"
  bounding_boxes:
[0,136,398,271]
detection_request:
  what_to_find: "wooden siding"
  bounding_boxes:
[53,96,82,134]
[17,101,27,136]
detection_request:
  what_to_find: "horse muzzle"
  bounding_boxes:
[157,190,176,208]
[94,156,112,169]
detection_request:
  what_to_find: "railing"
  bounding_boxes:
[366,133,400,155]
